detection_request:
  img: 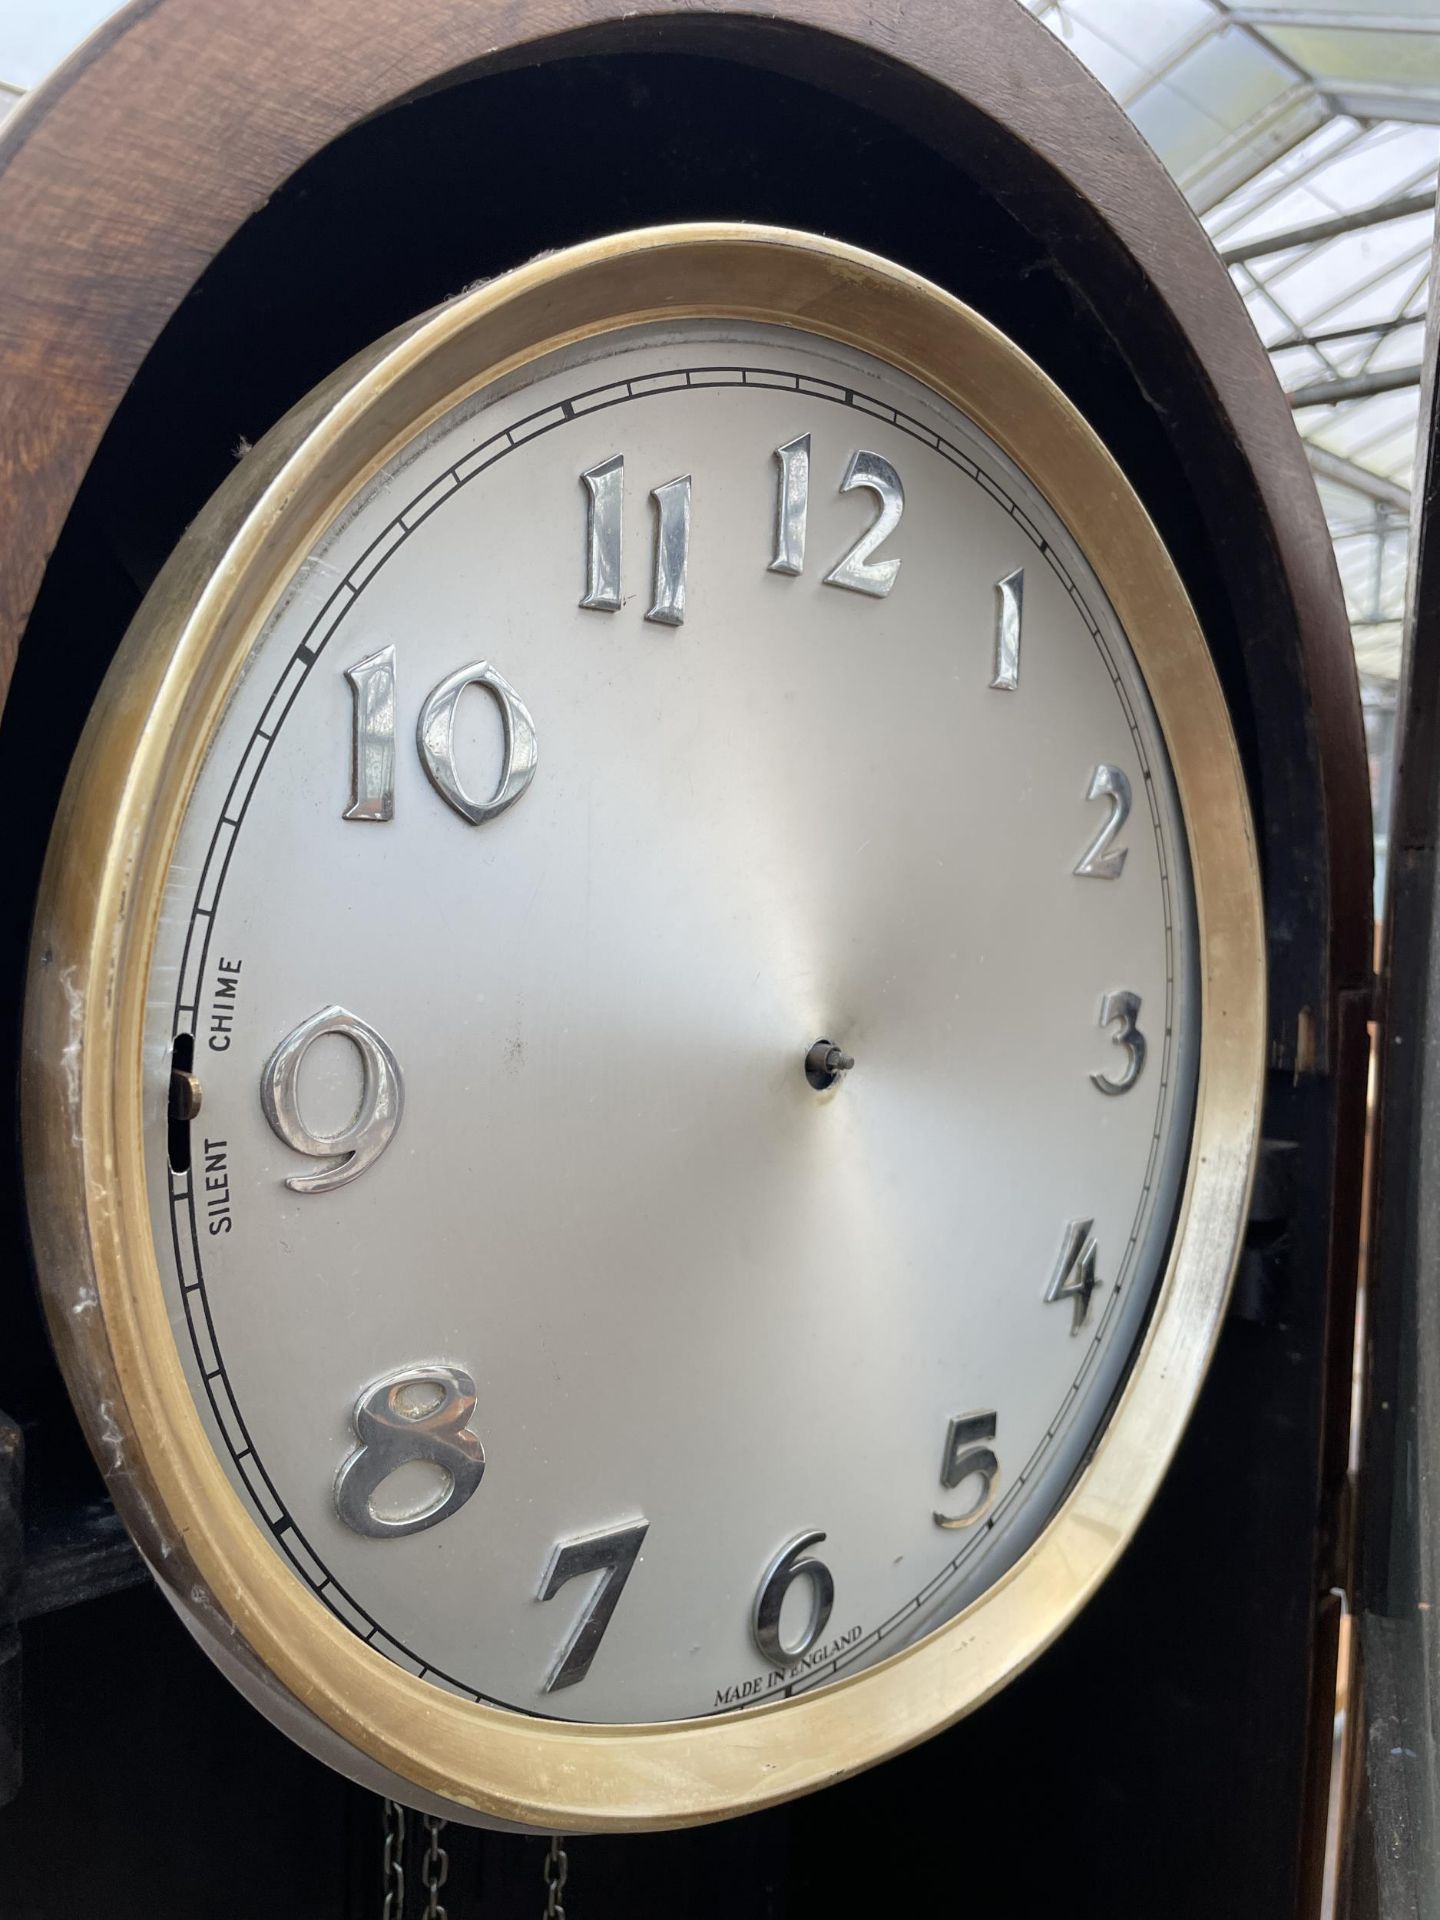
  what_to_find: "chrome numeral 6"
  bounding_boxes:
[1091,989,1147,1094]
[538,1519,649,1692]
[334,1364,485,1538]
[260,1005,403,1194]
[933,1411,1000,1530]
[752,1530,835,1668]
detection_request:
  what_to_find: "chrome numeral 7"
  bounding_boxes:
[537,1518,649,1692]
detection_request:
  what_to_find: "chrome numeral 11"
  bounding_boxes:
[579,457,693,627]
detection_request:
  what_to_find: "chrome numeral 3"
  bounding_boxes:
[752,1530,835,1668]
[1092,989,1147,1094]
[537,1519,649,1691]
[1074,764,1132,879]
[335,1365,485,1538]
[934,1411,1000,1530]
[260,1005,403,1194]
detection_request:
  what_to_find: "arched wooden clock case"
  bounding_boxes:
[0,2,1371,1915]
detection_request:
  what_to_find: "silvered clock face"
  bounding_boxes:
[138,311,1197,1726]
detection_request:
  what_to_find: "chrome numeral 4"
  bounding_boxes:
[1044,1218,1104,1333]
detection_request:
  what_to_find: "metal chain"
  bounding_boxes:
[542,1835,569,1919]
[382,1799,407,1920]
[421,1815,450,1920]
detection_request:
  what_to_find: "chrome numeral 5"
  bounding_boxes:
[260,1005,403,1194]
[334,1365,485,1538]
[933,1411,1000,1530]
[537,1519,649,1692]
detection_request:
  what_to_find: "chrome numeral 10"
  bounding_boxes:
[343,647,537,825]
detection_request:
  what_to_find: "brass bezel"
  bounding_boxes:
[22,225,1265,1832]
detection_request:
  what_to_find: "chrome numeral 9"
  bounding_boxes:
[334,1364,485,1538]
[933,1411,1000,1530]
[752,1529,835,1668]
[342,649,537,826]
[260,1005,403,1194]
[537,1518,649,1692]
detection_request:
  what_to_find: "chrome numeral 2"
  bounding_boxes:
[824,450,904,598]
[1044,1217,1103,1333]
[335,1365,485,1538]
[1092,990,1146,1094]
[1074,764,1132,879]
[538,1519,649,1691]
[260,1005,403,1194]
[934,1411,1000,1530]
[752,1530,835,1668]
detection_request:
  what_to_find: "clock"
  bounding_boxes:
[21,223,1264,1829]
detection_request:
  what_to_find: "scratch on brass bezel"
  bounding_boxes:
[21,224,1266,1832]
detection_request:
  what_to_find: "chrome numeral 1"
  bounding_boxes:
[752,1530,835,1668]
[580,454,624,612]
[934,1411,999,1530]
[824,450,903,598]
[1074,764,1132,879]
[260,1005,403,1194]
[417,659,538,825]
[1044,1217,1103,1333]
[991,568,1023,691]
[343,644,396,822]
[646,474,692,627]
[335,1365,485,1538]
[1092,990,1146,1094]
[537,1518,649,1691]
[769,433,810,576]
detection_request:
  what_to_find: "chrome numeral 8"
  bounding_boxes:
[260,1005,403,1194]
[335,1365,485,1538]
[752,1529,835,1668]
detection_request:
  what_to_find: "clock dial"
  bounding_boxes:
[139,314,1196,1724]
